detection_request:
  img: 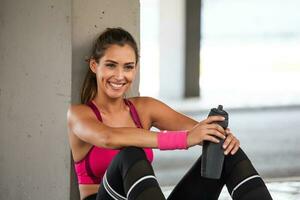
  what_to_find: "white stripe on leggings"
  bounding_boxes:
[103,175,122,200]
[126,175,157,199]
[231,175,261,197]
[103,172,126,200]
[103,181,121,200]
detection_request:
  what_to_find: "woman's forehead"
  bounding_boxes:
[102,44,136,63]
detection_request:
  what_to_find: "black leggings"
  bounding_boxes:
[83,147,272,200]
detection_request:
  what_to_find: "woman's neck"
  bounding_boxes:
[92,94,128,115]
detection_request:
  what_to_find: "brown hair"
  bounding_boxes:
[80,27,140,104]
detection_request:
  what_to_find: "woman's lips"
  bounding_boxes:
[108,81,126,90]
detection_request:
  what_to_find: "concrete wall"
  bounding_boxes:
[0,0,140,199]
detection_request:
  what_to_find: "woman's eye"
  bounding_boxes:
[125,65,134,70]
[106,64,115,68]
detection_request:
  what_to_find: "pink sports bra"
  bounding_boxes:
[74,98,154,184]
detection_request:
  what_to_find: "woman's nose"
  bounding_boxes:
[114,67,124,78]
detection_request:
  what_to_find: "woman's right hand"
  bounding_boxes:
[187,116,226,148]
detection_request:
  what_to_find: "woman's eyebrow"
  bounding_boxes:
[105,59,118,64]
[124,62,135,65]
[105,59,135,65]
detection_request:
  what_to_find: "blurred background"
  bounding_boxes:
[140,0,300,107]
[140,0,300,199]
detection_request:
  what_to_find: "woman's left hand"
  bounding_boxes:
[222,128,240,155]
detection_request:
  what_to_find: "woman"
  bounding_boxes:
[67,27,272,200]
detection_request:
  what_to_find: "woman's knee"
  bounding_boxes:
[105,147,149,180]
[117,146,147,161]
[223,148,252,171]
[225,147,249,163]
[222,147,259,180]
[114,147,148,172]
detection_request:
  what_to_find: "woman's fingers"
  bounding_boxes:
[203,135,220,143]
[231,141,240,155]
[206,129,226,140]
[223,133,233,149]
[223,133,240,155]
[206,124,225,135]
[204,116,225,124]
[190,121,237,148]
[196,123,241,155]
[224,140,236,155]
[225,128,231,135]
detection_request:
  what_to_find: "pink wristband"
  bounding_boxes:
[157,130,188,150]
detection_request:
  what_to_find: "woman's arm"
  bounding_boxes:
[67,104,158,149]
[143,96,239,153]
[67,99,227,150]
[143,96,200,131]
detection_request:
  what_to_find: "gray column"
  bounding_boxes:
[185,0,201,98]
[0,0,72,199]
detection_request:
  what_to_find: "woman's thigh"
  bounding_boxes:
[167,155,224,200]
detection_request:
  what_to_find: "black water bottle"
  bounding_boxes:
[201,105,228,179]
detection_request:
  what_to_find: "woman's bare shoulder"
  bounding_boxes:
[128,96,159,107]
[127,96,167,113]
[67,103,94,124]
[128,95,159,102]
[131,96,197,130]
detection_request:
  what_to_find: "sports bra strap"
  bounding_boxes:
[124,99,143,128]
[86,99,143,128]
[86,101,103,122]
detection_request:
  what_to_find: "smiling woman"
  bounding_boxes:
[89,44,137,99]
[67,27,273,200]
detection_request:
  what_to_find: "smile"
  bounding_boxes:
[108,82,126,90]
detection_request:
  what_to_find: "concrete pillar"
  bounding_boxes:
[0,0,140,199]
[159,0,201,100]
[185,0,201,98]
[0,0,72,199]
[159,0,186,100]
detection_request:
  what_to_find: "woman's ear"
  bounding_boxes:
[89,59,98,73]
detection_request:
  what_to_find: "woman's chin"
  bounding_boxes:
[104,84,130,99]
[106,90,126,99]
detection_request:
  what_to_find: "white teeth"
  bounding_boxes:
[109,82,124,89]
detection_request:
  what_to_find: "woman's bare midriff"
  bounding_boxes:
[79,184,100,200]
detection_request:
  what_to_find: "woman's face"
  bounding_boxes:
[90,44,137,99]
